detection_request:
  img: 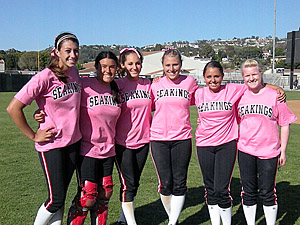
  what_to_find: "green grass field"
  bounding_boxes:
[1,92,300,225]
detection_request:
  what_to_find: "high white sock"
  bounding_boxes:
[33,204,54,225]
[48,206,64,225]
[122,202,137,225]
[207,205,220,225]
[160,194,172,216]
[263,205,278,225]
[219,206,232,225]
[168,195,185,225]
[242,204,257,225]
[118,203,127,223]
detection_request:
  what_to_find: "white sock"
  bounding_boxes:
[122,202,137,225]
[33,204,54,225]
[118,204,127,223]
[263,205,278,225]
[49,206,64,225]
[160,194,172,216]
[219,206,232,225]
[207,205,220,225]
[242,204,257,225]
[168,195,185,225]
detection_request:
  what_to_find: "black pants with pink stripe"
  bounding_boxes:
[238,151,278,206]
[197,140,237,209]
[115,143,149,202]
[151,139,192,196]
[38,141,80,213]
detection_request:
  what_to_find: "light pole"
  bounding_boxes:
[272,0,277,82]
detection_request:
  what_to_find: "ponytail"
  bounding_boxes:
[109,79,120,104]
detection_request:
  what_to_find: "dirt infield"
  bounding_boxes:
[287,100,300,124]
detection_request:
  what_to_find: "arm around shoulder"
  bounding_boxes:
[265,83,286,102]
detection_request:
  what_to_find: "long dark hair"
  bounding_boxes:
[48,32,79,83]
[119,48,143,77]
[203,61,224,76]
[94,51,120,104]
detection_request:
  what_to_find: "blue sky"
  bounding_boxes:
[1,0,299,51]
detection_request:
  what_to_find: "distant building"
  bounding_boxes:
[262,50,271,59]
[0,59,5,72]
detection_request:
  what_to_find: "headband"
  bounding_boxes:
[119,48,141,58]
[56,34,78,49]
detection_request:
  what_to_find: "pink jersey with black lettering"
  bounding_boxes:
[195,83,247,147]
[14,67,82,152]
[150,75,198,141]
[238,87,297,159]
[115,77,152,149]
[80,78,121,159]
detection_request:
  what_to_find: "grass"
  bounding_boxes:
[1,91,300,225]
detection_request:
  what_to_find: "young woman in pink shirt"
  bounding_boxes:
[67,51,121,225]
[150,49,198,225]
[7,32,82,225]
[195,61,285,225]
[238,59,297,225]
[114,48,152,225]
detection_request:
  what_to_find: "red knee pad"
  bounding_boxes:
[97,176,114,200]
[80,180,98,208]
[90,176,113,225]
[102,176,114,200]
[91,204,108,225]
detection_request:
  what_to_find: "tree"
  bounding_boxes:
[39,50,51,69]
[4,53,20,70]
[237,47,262,59]
[225,46,235,58]
[199,44,215,58]
[18,51,38,70]
[275,47,285,56]
[153,44,164,51]
[214,50,226,62]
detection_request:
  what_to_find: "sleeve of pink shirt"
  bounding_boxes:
[275,101,297,126]
[14,71,47,105]
[228,83,248,103]
[189,78,199,106]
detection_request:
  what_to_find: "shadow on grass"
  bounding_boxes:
[255,181,300,225]
[130,178,300,225]
[232,180,300,225]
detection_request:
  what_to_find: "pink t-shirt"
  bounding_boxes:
[195,83,247,147]
[80,78,121,159]
[237,87,297,159]
[14,67,82,152]
[115,77,152,149]
[150,75,198,141]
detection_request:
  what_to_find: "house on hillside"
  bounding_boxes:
[0,59,5,72]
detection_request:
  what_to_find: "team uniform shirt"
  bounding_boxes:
[237,87,297,159]
[115,77,152,149]
[195,83,247,147]
[14,67,82,152]
[80,78,121,159]
[150,75,198,141]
